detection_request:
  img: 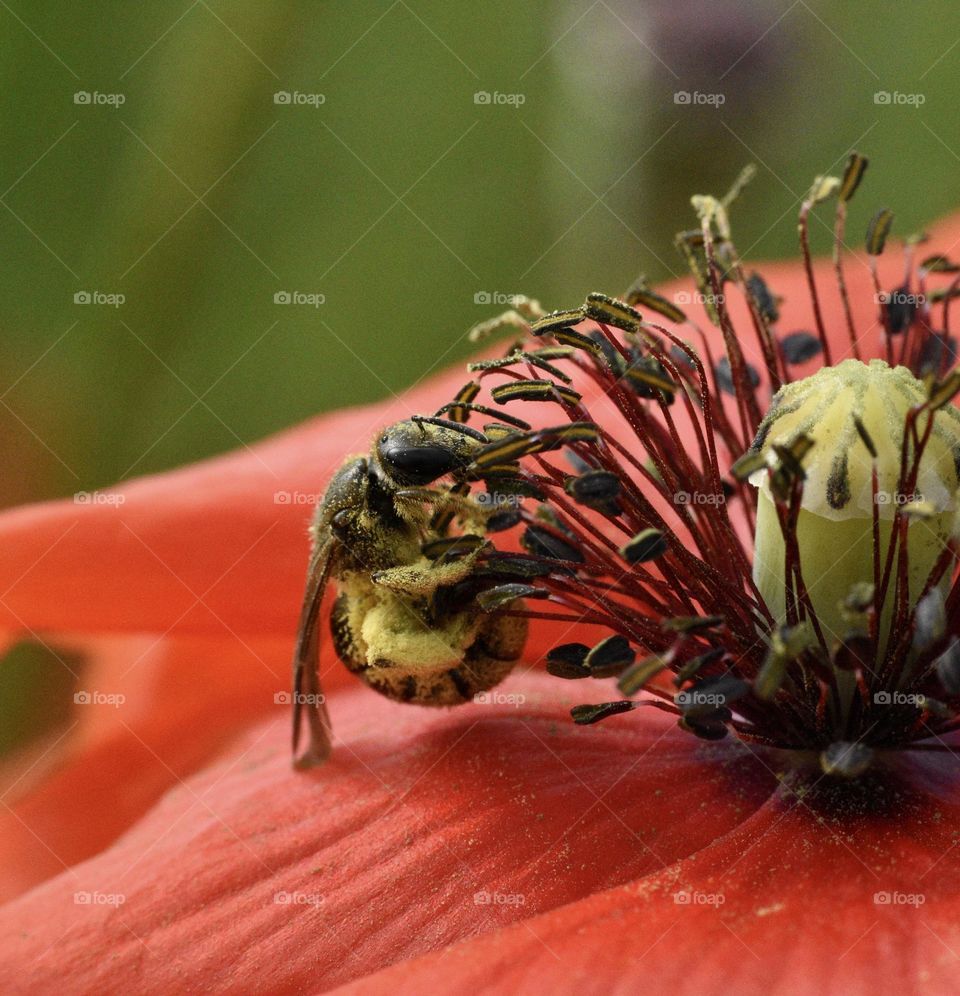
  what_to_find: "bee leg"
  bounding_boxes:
[393,487,447,502]
[293,619,332,769]
[292,541,334,769]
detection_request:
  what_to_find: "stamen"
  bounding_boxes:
[427,157,960,775]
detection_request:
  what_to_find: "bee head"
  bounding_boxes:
[374,419,477,486]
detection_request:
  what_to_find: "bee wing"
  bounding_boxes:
[292,538,335,768]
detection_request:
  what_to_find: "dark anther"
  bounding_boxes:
[476,583,542,612]
[522,525,585,563]
[565,470,622,516]
[780,331,822,364]
[620,529,668,564]
[883,284,916,335]
[486,507,523,532]
[715,356,760,396]
[546,643,591,679]
[571,700,637,725]
[746,272,779,324]
[586,635,635,677]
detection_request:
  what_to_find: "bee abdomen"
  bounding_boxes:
[330,593,527,707]
[446,667,473,700]
[362,657,514,707]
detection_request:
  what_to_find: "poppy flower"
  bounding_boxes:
[2,159,960,994]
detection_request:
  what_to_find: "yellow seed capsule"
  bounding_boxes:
[747,358,960,648]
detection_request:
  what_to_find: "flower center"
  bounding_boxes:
[750,358,960,656]
[430,155,960,778]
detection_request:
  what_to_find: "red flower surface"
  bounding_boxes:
[1,205,960,994]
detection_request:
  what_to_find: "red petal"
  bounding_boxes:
[0,634,295,903]
[0,673,780,991]
[345,751,960,994]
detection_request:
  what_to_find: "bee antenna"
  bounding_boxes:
[411,415,488,442]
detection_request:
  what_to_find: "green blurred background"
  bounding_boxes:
[2,0,960,508]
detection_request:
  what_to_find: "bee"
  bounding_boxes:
[291,417,529,767]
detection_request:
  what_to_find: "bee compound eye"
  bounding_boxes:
[378,436,462,486]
